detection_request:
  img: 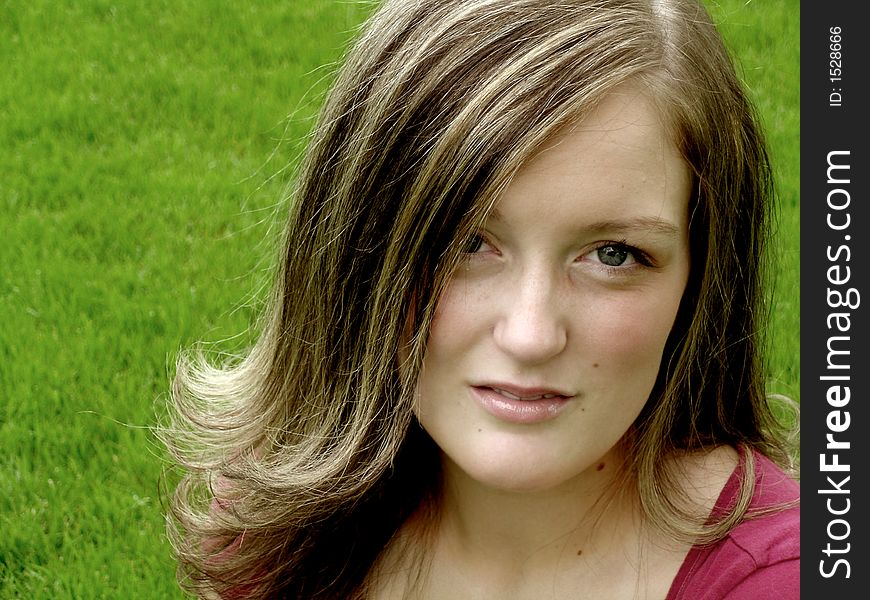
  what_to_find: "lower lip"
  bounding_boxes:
[471,386,572,424]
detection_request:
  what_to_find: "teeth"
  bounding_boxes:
[493,388,523,400]
[492,387,558,401]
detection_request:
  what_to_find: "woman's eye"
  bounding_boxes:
[596,244,633,266]
[586,243,648,268]
[462,234,489,254]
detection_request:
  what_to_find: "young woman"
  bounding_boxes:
[163,0,799,598]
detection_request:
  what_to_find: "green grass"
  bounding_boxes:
[1,1,798,597]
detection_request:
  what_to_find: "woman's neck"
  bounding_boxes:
[408,446,661,600]
[369,446,738,600]
[436,449,631,566]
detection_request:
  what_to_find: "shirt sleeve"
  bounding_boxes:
[721,558,800,600]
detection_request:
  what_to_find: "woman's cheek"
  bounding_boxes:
[582,290,682,361]
[429,283,490,341]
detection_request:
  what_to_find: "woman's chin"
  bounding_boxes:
[444,452,603,495]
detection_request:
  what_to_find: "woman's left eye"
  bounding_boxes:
[584,243,648,268]
[595,244,634,266]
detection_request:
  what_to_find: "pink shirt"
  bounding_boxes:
[666,449,800,599]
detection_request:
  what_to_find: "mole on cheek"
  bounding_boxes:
[592,363,599,368]
[596,463,605,471]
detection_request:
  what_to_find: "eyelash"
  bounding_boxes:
[462,233,491,255]
[588,240,655,269]
[461,234,654,270]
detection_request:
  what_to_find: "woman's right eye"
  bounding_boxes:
[462,233,489,254]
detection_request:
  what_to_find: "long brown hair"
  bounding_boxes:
[162,0,793,597]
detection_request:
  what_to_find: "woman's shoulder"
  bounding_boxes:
[667,447,800,600]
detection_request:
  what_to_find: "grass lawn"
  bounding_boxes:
[1,1,798,597]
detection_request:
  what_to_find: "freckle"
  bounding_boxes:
[581,407,585,412]
[592,363,599,368]
[477,428,482,433]
[577,549,583,556]
[596,463,605,471]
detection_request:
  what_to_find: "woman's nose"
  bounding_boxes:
[492,270,567,364]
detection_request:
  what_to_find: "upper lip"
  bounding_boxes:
[474,382,574,400]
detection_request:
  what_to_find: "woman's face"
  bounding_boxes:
[414,86,692,492]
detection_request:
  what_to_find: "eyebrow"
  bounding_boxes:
[487,209,682,238]
[580,217,682,237]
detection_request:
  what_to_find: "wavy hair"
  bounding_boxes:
[161,0,795,597]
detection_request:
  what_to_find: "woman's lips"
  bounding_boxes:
[488,387,562,401]
[471,385,574,424]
